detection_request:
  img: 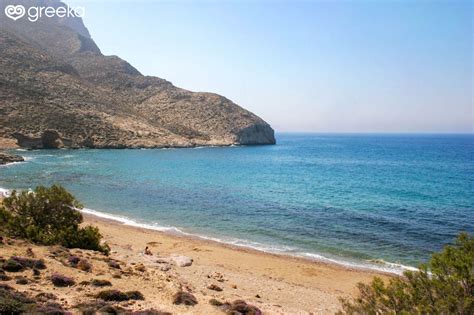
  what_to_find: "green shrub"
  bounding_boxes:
[0,185,109,254]
[2,259,24,272]
[339,232,474,314]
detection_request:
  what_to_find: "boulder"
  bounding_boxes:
[0,152,24,165]
[170,255,193,267]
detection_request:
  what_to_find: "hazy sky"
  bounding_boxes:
[69,0,472,133]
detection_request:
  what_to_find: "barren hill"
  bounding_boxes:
[0,0,275,148]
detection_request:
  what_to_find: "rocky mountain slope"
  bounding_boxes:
[0,0,275,148]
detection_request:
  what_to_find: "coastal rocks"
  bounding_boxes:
[170,255,193,267]
[12,130,72,149]
[236,123,276,145]
[0,152,24,165]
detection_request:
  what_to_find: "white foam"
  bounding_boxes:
[301,253,417,275]
[0,161,24,167]
[81,208,185,234]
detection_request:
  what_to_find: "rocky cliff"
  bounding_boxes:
[0,0,275,148]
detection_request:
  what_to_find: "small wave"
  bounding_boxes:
[0,161,25,167]
[80,207,415,275]
[302,253,416,275]
[81,208,185,234]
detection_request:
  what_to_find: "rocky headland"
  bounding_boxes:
[0,0,275,149]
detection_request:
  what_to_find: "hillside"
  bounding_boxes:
[0,0,275,148]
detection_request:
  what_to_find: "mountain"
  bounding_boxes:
[0,0,275,148]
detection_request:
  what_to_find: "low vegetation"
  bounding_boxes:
[91,279,112,287]
[339,232,474,314]
[96,289,144,301]
[0,185,109,254]
[1,256,46,273]
[173,291,198,306]
[51,273,75,287]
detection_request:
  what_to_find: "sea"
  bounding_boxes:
[1,133,473,274]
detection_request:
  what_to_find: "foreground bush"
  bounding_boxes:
[0,185,109,254]
[339,232,474,314]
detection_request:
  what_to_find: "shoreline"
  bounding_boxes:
[82,211,391,313]
[80,207,414,275]
[82,211,393,277]
[0,180,413,275]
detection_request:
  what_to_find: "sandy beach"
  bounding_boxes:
[81,213,388,314]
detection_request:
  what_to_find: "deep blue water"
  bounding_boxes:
[1,134,473,272]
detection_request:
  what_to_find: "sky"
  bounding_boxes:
[68,0,473,133]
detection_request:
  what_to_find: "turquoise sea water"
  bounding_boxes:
[1,134,473,273]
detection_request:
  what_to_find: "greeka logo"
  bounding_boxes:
[4,5,25,20]
[4,3,85,22]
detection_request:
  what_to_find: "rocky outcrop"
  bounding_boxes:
[12,130,73,149]
[0,152,24,165]
[0,0,275,149]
